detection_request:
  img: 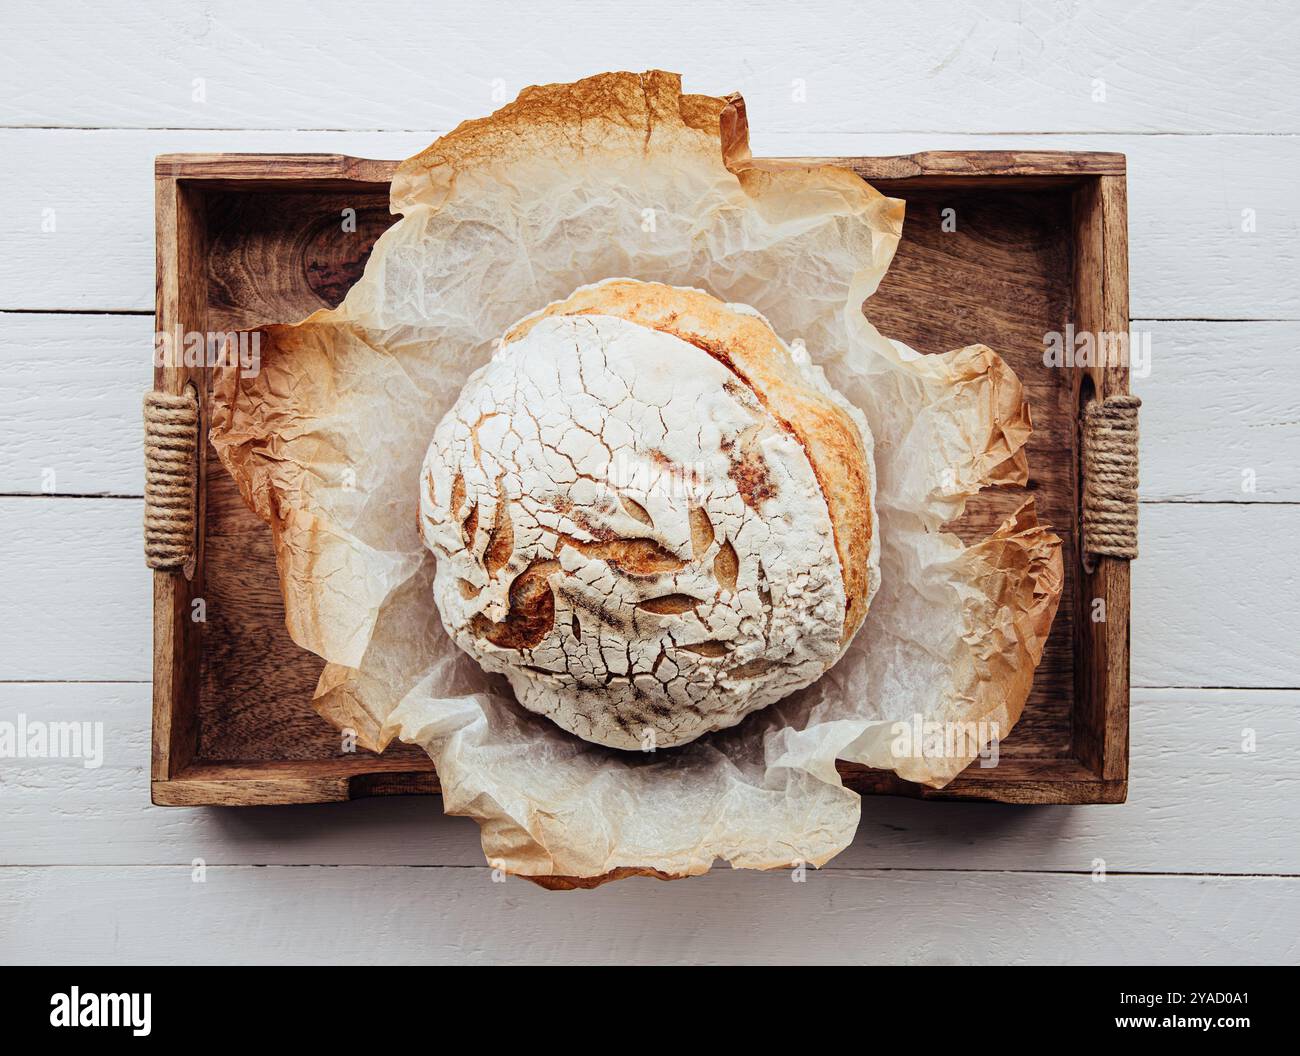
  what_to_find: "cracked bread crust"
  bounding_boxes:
[507,279,876,641]
[420,280,876,750]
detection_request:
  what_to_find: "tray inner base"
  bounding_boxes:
[196,184,1078,770]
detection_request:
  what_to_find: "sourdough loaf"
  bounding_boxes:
[419,279,877,749]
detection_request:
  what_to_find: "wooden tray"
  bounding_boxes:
[152,150,1131,807]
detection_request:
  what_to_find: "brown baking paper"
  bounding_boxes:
[210,71,1062,884]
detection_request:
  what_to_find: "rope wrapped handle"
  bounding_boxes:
[142,387,1137,568]
[144,389,199,571]
[1082,394,1141,560]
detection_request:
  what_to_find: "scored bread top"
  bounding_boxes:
[505,279,875,642]
[425,303,849,750]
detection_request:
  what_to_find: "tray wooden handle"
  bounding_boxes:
[1082,394,1141,560]
[137,385,1143,570]
[143,387,199,572]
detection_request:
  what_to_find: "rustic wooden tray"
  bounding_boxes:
[152,150,1131,807]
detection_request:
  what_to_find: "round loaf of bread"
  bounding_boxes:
[419,279,877,750]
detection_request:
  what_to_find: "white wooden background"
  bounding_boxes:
[1,0,1297,966]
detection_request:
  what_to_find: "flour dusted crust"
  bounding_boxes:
[420,279,877,750]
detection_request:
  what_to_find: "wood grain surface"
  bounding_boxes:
[5,1,1296,135]
[163,164,1102,802]
[3,864,1296,965]
[7,129,1297,318]
[1,0,1297,965]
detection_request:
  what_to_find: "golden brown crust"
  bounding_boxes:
[505,280,874,641]
[524,867,688,890]
[391,71,730,214]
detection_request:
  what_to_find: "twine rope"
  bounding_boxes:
[1082,394,1141,560]
[141,389,1137,567]
[144,389,198,571]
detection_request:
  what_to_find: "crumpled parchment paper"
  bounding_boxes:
[210,71,1063,885]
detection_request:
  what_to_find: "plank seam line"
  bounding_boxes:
[5,310,1300,323]
[5,126,1300,137]
[6,494,1299,509]
[0,308,154,317]
[2,864,1297,878]
[0,493,146,500]
[11,679,1286,689]
[1139,500,1300,506]
[0,679,152,685]
[1132,683,1300,691]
